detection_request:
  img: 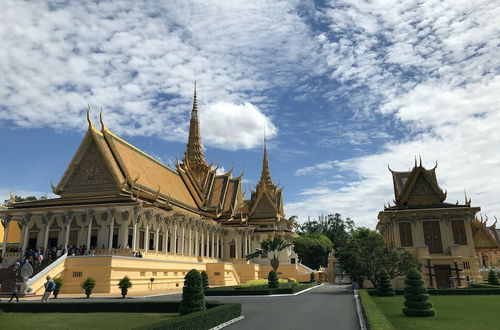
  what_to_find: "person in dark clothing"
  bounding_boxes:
[8,281,21,303]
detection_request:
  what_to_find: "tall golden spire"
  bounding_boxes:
[257,136,275,190]
[184,82,206,166]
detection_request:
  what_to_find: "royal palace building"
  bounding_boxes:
[377,159,484,289]
[0,86,309,295]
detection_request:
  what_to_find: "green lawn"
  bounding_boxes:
[372,295,500,330]
[0,312,179,330]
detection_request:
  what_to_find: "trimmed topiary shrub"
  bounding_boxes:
[52,277,63,298]
[487,269,499,285]
[201,271,209,291]
[118,276,133,298]
[268,270,279,289]
[81,277,96,298]
[403,268,435,317]
[377,269,395,296]
[179,269,206,315]
[310,272,315,283]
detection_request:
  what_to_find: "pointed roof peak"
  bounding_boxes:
[257,136,275,190]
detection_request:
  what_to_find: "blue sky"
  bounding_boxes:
[1,0,499,228]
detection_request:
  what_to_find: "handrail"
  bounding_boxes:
[28,252,67,285]
[297,263,315,273]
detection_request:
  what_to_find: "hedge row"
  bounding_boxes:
[0,301,220,313]
[367,288,500,296]
[471,283,500,289]
[358,290,395,330]
[205,283,316,296]
[133,303,241,330]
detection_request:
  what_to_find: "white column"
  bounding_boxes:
[42,213,52,252]
[189,227,192,256]
[144,222,149,252]
[173,222,177,255]
[1,215,11,258]
[216,232,219,259]
[21,213,31,256]
[181,225,185,255]
[132,207,141,251]
[244,231,248,256]
[155,227,159,253]
[201,229,204,257]
[64,211,73,252]
[211,231,215,259]
[108,209,115,251]
[207,229,211,258]
[195,229,199,257]
[86,209,93,252]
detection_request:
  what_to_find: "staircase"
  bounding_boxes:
[0,264,21,297]
[0,257,62,297]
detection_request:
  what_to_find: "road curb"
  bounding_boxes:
[354,290,367,330]
[210,316,245,330]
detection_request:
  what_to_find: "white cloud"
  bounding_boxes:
[0,0,319,150]
[287,76,500,228]
[200,102,277,150]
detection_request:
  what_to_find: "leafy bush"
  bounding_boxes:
[118,276,133,298]
[487,269,499,285]
[133,303,241,330]
[205,283,316,296]
[358,290,395,330]
[52,277,63,298]
[239,278,296,288]
[310,272,315,283]
[201,271,209,291]
[268,270,279,289]
[81,277,96,298]
[377,269,395,297]
[402,268,434,317]
[179,269,206,315]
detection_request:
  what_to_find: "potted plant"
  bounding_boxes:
[118,276,133,298]
[81,277,96,298]
[52,277,64,298]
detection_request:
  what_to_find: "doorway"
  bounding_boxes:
[435,265,452,288]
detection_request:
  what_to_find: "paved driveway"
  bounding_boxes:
[221,284,359,330]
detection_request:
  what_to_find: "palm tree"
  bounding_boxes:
[246,236,292,271]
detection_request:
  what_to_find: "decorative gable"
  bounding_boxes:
[59,133,121,196]
[406,174,443,206]
[250,192,278,218]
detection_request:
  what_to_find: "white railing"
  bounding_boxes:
[28,252,67,286]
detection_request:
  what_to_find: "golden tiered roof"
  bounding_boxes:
[8,86,290,232]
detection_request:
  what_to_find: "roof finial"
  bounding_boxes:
[99,107,107,131]
[419,155,422,167]
[184,81,207,169]
[257,134,275,189]
[414,156,417,168]
[87,104,94,130]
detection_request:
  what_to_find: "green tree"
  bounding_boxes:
[200,271,209,291]
[336,228,420,287]
[310,272,316,283]
[293,233,333,270]
[268,270,279,289]
[81,277,96,298]
[118,276,133,298]
[487,269,499,285]
[298,213,354,252]
[246,236,292,271]
[179,269,206,315]
[377,269,395,296]
[403,268,435,317]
